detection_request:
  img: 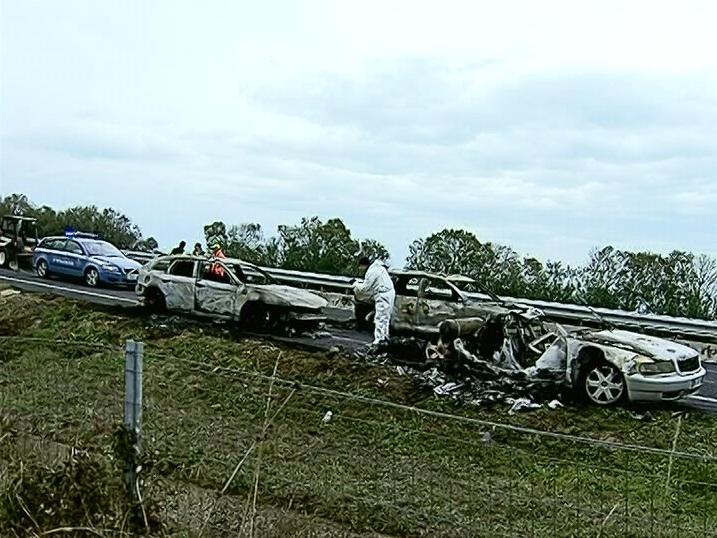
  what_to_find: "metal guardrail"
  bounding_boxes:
[122,250,717,342]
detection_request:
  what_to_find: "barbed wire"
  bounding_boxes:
[4,337,717,537]
[0,335,121,351]
[141,348,717,463]
[3,335,715,463]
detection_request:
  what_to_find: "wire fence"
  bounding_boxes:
[1,336,717,537]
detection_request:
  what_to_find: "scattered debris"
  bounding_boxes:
[547,400,564,410]
[321,411,333,424]
[508,398,542,415]
[631,411,654,422]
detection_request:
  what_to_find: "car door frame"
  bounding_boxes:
[62,239,88,277]
[415,276,466,329]
[194,260,247,318]
[46,239,76,276]
[157,259,198,311]
[390,275,422,332]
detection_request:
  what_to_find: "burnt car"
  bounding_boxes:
[354,270,538,355]
[355,270,706,406]
[135,255,328,332]
[455,315,708,406]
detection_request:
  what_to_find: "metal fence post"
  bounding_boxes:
[124,339,143,495]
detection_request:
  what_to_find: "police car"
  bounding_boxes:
[32,231,142,287]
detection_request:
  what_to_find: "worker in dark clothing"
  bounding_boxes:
[192,242,205,256]
[170,241,186,255]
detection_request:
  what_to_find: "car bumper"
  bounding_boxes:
[286,312,326,324]
[100,271,139,286]
[626,367,706,402]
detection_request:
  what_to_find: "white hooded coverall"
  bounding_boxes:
[353,260,395,345]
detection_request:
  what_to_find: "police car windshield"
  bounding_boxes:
[85,241,123,257]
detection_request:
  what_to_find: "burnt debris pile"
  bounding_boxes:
[357,331,565,408]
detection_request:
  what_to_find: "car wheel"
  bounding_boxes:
[37,259,49,278]
[240,302,278,333]
[85,267,100,287]
[580,361,625,406]
[144,288,166,313]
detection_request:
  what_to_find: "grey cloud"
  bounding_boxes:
[247,60,717,177]
[254,59,717,136]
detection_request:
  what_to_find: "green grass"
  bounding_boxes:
[2,292,717,537]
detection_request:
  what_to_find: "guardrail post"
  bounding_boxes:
[124,339,143,496]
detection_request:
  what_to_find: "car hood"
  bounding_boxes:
[252,284,328,310]
[92,255,142,270]
[579,329,698,361]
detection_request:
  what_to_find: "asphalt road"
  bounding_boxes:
[1,266,716,411]
[0,267,370,347]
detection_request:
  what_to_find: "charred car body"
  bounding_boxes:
[135,255,328,332]
[356,270,706,406]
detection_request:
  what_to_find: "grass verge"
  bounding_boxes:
[1,291,717,536]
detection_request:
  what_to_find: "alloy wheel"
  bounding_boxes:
[86,268,100,287]
[37,260,48,278]
[584,364,625,405]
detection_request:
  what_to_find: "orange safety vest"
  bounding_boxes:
[210,250,225,276]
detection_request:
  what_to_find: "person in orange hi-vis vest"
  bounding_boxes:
[210,244,226,278]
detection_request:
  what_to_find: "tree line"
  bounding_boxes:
[3,193,716,320]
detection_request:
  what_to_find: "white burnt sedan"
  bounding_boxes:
[526,326,707,406]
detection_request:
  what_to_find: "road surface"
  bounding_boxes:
[0,266,370,346]
[1,267,716,410]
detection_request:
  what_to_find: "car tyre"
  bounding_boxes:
[579,360,626,406]
[240,302,279,333]
[37,259,49,278]
[144,288,166,313]
[85,267,100,287]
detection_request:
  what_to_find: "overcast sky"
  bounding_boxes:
[2,1,716,266]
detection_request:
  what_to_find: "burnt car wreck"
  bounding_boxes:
[135,255,328,333]
[355,270,707,407]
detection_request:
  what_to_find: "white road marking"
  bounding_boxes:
[0,274,139,305]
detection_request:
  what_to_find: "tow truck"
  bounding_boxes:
[0,215,39,270]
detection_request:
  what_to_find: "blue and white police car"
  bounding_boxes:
[32,231,142,287]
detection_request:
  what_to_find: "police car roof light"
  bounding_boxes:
[64,230,99,239]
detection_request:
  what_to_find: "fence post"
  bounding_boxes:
[124,339,143,496]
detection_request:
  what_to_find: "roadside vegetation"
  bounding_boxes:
[5,192,717,320]
[2,289,717,536]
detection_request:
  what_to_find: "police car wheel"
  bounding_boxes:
[37,260,49,278]
[85,268,100,287]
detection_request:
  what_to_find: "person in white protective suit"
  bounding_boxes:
[353,256,395,346]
